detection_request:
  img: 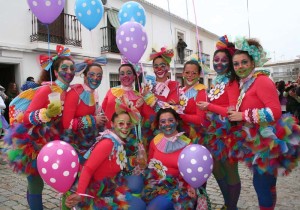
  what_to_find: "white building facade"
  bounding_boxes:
[0,0,218,102]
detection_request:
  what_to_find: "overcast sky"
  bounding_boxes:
[145,0,300,62]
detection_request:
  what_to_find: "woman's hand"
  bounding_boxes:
[228,111,243,121]
[196,101,209,111]
[95,114,108,127]
[65,194,81,208]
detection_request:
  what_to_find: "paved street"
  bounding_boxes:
[0,157,299,210]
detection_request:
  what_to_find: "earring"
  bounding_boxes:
[80,73,84,78]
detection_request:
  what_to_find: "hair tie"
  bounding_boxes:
[75,56,107,75]
[216,35,236,56]
[39,45,71,71]
[149,47,174,64]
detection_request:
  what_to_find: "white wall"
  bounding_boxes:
[0,0,218,100]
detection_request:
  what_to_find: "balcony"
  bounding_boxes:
[30,13,82,47]
[100,26,120,53]
[175,48,193,64]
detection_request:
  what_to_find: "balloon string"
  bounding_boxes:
[46,24,53,86]
[166,0,176,75]
[192,0,203,69]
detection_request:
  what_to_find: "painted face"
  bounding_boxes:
[153,57,169,79]
[233,54,254,78]
[112,113,132,139]
[57,60,75,84]
[119,66,136,87]
[86,66,103,90]
[213,52,229,74]
[159,112,178,136]
[183,64,200,87]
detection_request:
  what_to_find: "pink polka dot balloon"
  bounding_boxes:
[37,140,79,193]
[178,144,213,188]
[116,21,148,63]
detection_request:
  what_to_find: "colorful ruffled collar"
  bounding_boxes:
[153,132,190,153]
[79,84,96,106]
[111,86,141,101]
[213,72,231,86]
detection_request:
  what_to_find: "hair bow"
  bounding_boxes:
[149,47,174,64]
[115,97,141,125]
[216,35,236,56]
[39,45,71,71]
[235,37,268,67]
[75,56,107,75]
[121,56,143,76]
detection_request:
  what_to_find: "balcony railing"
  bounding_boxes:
[100,26,120,53]
[30,13,82,47]
[175,48,193,64]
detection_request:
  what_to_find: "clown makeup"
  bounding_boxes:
[183,64,200,87]
[213,52,229,74]
[57,60,75,84]
[159,112,178,137]
[86,66,103,90]
[119,66,136,87]
[112,114,132,139]
[153,57,169,80]
[233,54,254,78]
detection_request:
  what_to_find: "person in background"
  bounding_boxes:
[65,111,146,210]
[0,95,6,136]
[4,82,19,122]
[228,37,300,210]
[277,80,287,114]
[20,76,39,91]
[142,108,197,210]
[3,45,75,210]
[198,36,241,210]
[177,38,187,64]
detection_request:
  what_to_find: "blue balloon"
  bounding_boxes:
[75,0,104,30]
[118,1,146,26]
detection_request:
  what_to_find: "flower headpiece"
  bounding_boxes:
[216,35,236,56]
[115,97,141,125]
[40,45,71,71]
[235,37,269,67]
[121,56,143,76]
[149,47,174,64]
[75,56,107,75]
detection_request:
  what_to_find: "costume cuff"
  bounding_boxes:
[143,92,157,107]
[76,115,96,130]
[29,108,51,125]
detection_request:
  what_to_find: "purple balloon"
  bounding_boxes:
[116,21,148,63]
[178,144,213,188]
[27,0,65,24]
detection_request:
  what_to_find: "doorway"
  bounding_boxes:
[0,64,15,91]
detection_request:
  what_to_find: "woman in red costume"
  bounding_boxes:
[102,63,144,129]
[142,108,197,210]
[180,59,207,143]
[228,37,300,210]
[62,57,108,162]
[142,47,185,148]
[4,45,75,210]
[65,111,146,210]
[198,36,241,210]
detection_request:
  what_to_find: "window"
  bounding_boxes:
[109,73,120,88]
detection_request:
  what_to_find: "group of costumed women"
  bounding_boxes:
[2,34,300,210]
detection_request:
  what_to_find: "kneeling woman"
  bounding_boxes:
[65,111,145,209]
[142,108,197,210]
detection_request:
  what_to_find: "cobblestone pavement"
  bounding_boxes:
[0,158,299,210]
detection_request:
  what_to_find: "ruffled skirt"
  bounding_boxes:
[142,168,197,210]
[239,114,300,176]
